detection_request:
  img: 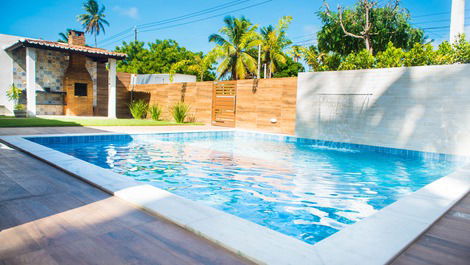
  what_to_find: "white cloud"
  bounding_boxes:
[114,6,139,19]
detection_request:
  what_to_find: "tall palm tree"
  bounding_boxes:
[260,16,292,78]
[209,16,261,80]
[77,0,109,47]
[57,29,72,43]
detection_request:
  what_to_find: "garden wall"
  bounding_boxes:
[132,81,213,124]
[296,64,470,156]
[236,78,297,134]
[128,78,297,134]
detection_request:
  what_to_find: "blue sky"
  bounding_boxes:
[1,0,468,53]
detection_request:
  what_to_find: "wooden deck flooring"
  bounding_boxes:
[0,141,253,265]
[391,192,470,265]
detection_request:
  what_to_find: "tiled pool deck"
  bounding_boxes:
[0,127,252,265]
[0,126,469,265]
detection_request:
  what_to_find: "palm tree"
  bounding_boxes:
[57,29,72,43]
[209,16,261,80]
[260,16,292,78]
[77,0,109,47]
[169,52,216,82]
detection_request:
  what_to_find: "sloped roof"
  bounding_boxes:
[5,38,126,60]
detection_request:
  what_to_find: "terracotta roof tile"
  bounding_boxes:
[6,38,126,59]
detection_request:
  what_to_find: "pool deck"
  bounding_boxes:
[0,126,469,265]
[0,127,253,265]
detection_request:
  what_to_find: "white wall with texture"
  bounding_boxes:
[0,34,24,115]
[296,64,470,156]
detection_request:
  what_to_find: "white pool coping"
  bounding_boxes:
[1,130,469,265]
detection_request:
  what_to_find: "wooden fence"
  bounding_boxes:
[123,77,298,134]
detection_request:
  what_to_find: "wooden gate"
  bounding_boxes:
[211,81,237,127]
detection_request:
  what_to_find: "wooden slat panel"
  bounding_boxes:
[212,81,237,127]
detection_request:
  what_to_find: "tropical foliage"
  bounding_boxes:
[317,0,424,55]
[260,16,293,78]
[77,0,109,47]
[300,35,470,71]
[149,105,162,121]
[128,100,148,119]
[170,102,191,123]
[115,40,216,80]
[209,16,261,80]
[169,51,217,82]
[6,84,24,110]
[58,29,72,43]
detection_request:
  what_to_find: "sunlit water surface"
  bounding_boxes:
[42,134,456,244]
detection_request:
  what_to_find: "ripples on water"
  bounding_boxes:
[45,134,456,244]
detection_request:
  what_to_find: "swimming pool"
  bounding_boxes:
[28,131,458,245]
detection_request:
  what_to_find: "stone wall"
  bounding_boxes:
[12,48,68,92]
[10,47,101,115]
[296,64,470,156]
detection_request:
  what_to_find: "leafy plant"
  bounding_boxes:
[115,40,216,80]
[376,42,405,68]
[128,100,148,119]
[452,34,470,64]
[404,43,435,67]
[15,104,26,111]
[7,84,24,111]
[6,84,22,102]
[170,102,190,123]
[338,49,375,70]
[149,104,162,121]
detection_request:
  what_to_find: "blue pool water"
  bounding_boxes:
[31,132,458,245]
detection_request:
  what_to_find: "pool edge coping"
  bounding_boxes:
[0,130,468,265]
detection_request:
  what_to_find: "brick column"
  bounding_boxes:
[108,58,117,118]
[26,47,37,117]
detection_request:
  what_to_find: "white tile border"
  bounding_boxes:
[1,131,469,265]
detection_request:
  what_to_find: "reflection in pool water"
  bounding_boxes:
[41,134,456,244]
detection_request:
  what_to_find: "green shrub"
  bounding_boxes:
[434,41,454,65]
[338,49,375,70]
[170,102,190,123]
[149,104,162,121]
[376,42,405,68]
[15,104,26,111]
[404,43,435,67]
[128,100,148,119]
[452,34,470,64]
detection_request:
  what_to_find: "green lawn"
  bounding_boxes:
[0,116,203,127]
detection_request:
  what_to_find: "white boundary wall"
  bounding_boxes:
[0,34,24,115]
[296,64,470,156]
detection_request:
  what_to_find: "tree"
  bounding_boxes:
[77,0,109,47]
[114,40,215,80]
[209,16,261,80]
[169,51,217,81]
[260,16,293,78]
[272,56,305,78]
[58,29,72,43]
[318,0,424,55]
[294,45,341,72]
